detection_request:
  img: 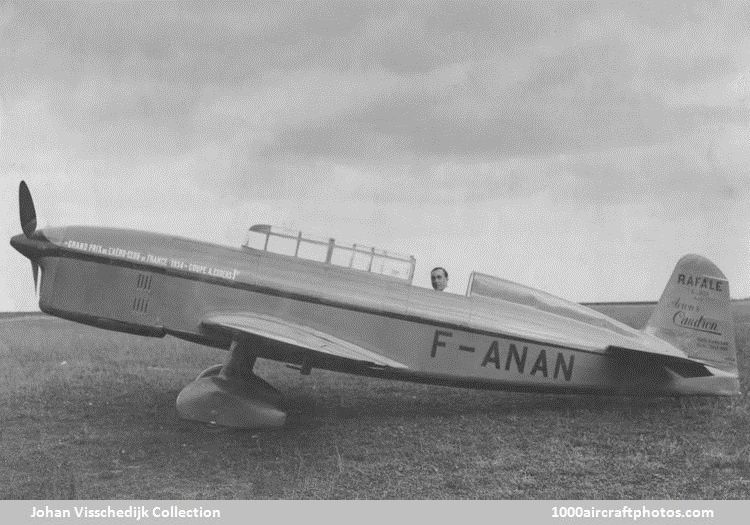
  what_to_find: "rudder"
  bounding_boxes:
[645,254,738,375]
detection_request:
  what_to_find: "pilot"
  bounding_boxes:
[430,267,448,291]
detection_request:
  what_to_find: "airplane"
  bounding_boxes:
[10,181,740,429]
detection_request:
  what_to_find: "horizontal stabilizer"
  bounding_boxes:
[606,346,712,378]
[202,312,408,369]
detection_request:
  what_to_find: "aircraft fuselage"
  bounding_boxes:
[9,225,735,397]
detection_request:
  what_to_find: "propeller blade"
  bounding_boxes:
[31,261,39,293]
[19,181,37,238]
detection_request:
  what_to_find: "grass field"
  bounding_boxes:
[1,308,749,499]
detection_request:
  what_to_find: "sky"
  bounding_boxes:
[0,1,749,311]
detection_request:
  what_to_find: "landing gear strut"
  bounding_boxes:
[176,340,286,429]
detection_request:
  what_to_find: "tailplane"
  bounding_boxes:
[645,254,738,378]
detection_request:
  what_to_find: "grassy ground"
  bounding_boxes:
[1,311,749,499]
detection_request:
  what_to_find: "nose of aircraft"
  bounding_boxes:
[10,228,62,259]
[12,182,58,292]
[11,228,66,292]
[10,233,41,260]
[10,232,49,292]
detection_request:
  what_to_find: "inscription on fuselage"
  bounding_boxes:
[63,239,239,281]
[430,330,575,381]
[66,240,143,261]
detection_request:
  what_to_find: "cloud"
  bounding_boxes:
[1,1,749,310]
[4,1,746,167]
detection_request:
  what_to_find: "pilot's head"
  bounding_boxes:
[430,267,448,291]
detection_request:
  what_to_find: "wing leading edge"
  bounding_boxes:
[201,312,408,369]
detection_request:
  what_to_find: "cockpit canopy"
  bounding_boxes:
[467,271,633,335]
[243,224,416,283]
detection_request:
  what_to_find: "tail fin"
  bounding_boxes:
[645,254,738,375]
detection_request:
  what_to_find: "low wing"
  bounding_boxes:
[201,312,408,369]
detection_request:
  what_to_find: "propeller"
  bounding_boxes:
[31,260,39,292]
[18,181,40,291]
[19,180,37,238]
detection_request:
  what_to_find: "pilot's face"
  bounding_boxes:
[431,269,448,291]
